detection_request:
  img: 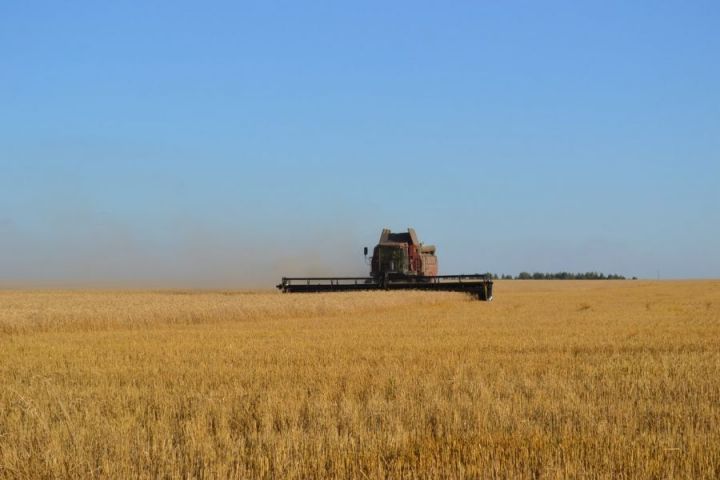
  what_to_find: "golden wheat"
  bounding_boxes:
[0,281,719,478]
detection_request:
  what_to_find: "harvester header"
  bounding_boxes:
[277,228,493,300]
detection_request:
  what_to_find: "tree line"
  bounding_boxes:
[483,272,630,280]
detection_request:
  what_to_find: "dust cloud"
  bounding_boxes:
[0,214,372,290]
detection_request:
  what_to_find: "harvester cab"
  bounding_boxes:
[370,228,437,280]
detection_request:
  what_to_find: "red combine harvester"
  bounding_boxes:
[277,228,493,300]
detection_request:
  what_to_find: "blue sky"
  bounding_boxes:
[1,0,718,286]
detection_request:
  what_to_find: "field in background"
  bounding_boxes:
[1,281,719,478]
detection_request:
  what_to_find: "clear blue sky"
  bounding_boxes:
[1,1,718,286]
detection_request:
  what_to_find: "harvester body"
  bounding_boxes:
[277,228,493,300]
[371,228,438,277]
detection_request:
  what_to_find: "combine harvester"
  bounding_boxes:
[277,228,493,300]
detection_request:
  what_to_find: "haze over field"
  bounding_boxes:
[1,1,719,286]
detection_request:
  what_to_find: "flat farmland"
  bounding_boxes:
[1,281,719,478]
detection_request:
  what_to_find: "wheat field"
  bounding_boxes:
[0,281,718,478]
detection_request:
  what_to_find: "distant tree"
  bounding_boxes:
[513,271,626,280]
